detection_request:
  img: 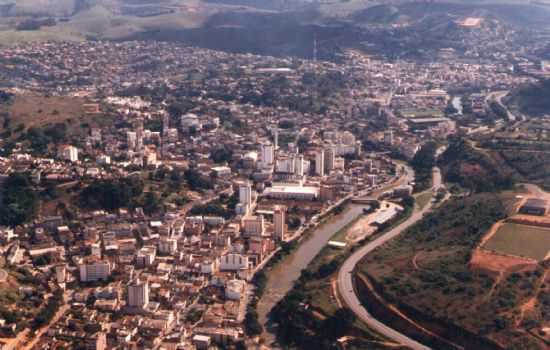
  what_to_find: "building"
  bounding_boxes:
[55,264,67,284]
[261,142,274,166]
[136,246,157,267]
[239,181,252,206]
[127,279,149,309]
[295,155,305,177]
[384,130,394,145]
[315,149,325,177]
[79,258,111,282]
[126,131,137,149]
[59,145,79,162]
[264,185,319,201]
[220,253,249,271]
[243,215,265,236]
[225,279,245,301]
[324,145,336,174]
[158,237,177,255]
[273,205,287,240]
[519,198,548,216]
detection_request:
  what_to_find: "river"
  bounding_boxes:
[256,203,368,345]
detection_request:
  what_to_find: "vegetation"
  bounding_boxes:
[32,289,63,330]
[508,79,550,117]
[410,141,437,192]
[184,168,213,191]
[359,194,547,348]
[0,173,38,227]
[439,138,515,192]
[79,177,144,211]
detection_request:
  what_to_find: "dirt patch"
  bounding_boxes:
[469,249,537,274]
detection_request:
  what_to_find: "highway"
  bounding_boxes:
[337,167,443,350]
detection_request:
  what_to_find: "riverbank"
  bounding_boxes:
[265,199,416,349]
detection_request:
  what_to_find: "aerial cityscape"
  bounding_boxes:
[0,1,549,350]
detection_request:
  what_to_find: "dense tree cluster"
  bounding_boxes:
[410,141,437,192]
[439,138,515,192]
[79,177,144,211]
[0,173,38,227]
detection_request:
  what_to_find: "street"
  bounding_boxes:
[337,167,443,350]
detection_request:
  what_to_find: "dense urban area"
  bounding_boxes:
[0,1,550,350]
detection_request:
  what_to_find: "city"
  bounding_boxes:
[0,1,549,350]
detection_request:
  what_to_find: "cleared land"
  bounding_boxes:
[483,223,550,261]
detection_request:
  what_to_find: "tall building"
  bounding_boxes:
[384,130,394,145]
[239,181,252,206]
[272,127,279,150]
[261,142,274,166]
[127,131,137,149]
[324,145,336,174]
[315,149,325,176]
[59,145,79,162]
[162,111,170,136]
[135,118,144,152]
[295,155,305,177]
[128,279,149,309]
[79,258,111,282]
[243,215,265,236]
[273,205,287,241]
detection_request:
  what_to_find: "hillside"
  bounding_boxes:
[507,79,550,117]
[358,193,549,350]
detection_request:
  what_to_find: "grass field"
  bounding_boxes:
[483,223,550,260]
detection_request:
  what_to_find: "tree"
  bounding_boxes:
[143,192,160,215]
[79,177,144,211]
[0,173,38,227]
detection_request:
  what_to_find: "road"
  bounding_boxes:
[485,90,522,122]
[337,167,443,350]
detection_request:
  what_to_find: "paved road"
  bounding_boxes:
[337,167,443,350]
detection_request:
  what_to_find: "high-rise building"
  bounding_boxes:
[272,127,279,150]
[384,130,394,145]
[239,181,252,206]
[162,111,170,136]
[136,118,144,152]
[79,258,111,282]
[324,145,336,174]
[273,205,287,241]
[315,149,325,177]
[261,142,274,166]
[295,155,305,177]
[128,279,149,309]
[127,131,137,149]
[59,145,79,162]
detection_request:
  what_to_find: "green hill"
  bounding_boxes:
[508,79,550,117]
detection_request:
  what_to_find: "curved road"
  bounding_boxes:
[337,167,443,350]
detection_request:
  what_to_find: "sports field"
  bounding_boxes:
[483,223,550,260]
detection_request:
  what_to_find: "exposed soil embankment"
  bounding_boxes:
[354,272,505,350]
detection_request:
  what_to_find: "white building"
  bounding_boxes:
[273,205,287,241]
[261,142,274,166]
[127,279,149,309]
[225,279,246,301]
[384,130,394,145]
[264,186,319,201]
[324,145,336,174]
[243,215,265,236]
[59,145,79,162]
[79,258,111,282]
[220,253,249,271]
[315,149,325,177]
[55,264,67,284]
[136,246,156,267]
[158,237,177,255]
[239,181,252,206]
[127,131,137,149]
